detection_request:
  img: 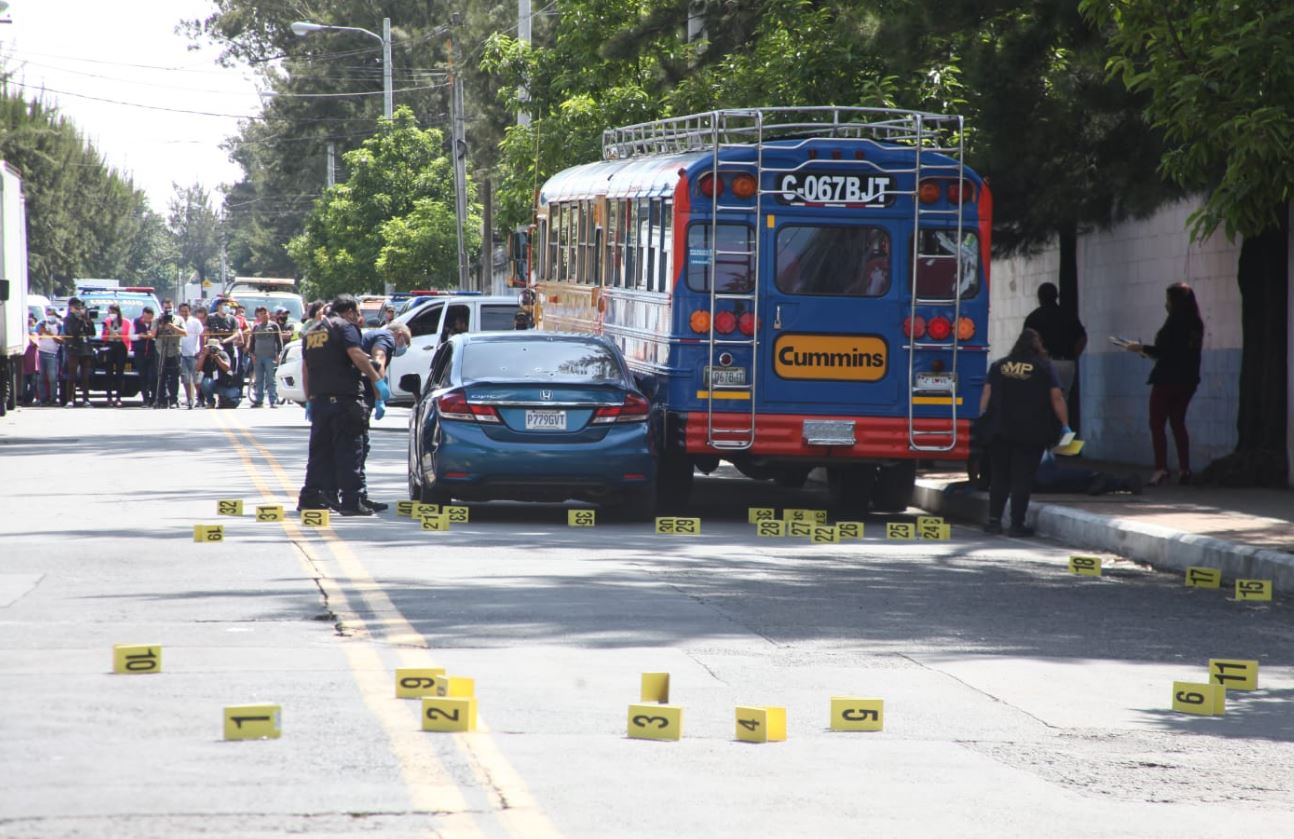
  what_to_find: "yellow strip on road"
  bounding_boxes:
[217,410,564,839]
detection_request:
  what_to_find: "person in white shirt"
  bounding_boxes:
[178,302,205,409]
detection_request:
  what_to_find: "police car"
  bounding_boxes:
[79,286,162,400]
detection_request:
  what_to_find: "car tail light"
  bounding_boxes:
[947,179,976,204]
[903,315,926,339]
[438,390,500,423]
[738,312,755,336]
[593,392,651,424]
[714,310,737,334]
[957,316,976,340]
[927,316,953,341]
[698,173,723,198]
[689,310,710,333]
[918,180,941,204]
[731,174,757,199]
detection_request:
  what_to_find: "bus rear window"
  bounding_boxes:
[915,229,981,299]
[775,226,890,296]
[686,223,753,293]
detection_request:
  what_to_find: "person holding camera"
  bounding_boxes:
[151,309,186,409]
[62,298,96,407]
[197,338,241,407]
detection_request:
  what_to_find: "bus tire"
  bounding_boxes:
[870,461,916,512]
[656,453,693,513]
[827,466,875,516]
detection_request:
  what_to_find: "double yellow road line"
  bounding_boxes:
[214,410,562,839]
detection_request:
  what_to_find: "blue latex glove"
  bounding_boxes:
[373,379,391,403]
[373,400,385,421]
[304,401,313,422]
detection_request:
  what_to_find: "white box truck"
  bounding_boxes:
[0,162,29,416]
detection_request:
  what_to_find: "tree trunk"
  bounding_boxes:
[1057,223,1080,432]
[1202,210,1289,486]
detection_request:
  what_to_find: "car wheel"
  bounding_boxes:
[870,461,917,512]
[655,453,693,514]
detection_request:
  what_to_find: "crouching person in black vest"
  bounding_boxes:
[297,295,391,516]
[979,327,1071,537]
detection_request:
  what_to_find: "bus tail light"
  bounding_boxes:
[689,310,710,333]
[956,316,976,340]
[947,180,976,204]
[731,174,757,199]
[927,316,953,341]
[918,180,941,204]
[738,312,755,336]
[593,392,651,424]
[714,310,737,334]
[699,173,723,198]
[438,390,500,423]
[903,315,926,339]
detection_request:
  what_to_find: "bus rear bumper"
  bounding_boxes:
[680,412,971,461]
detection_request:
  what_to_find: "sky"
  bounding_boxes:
[2,0,266,213]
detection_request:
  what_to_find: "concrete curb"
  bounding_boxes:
[914,479,1294,589]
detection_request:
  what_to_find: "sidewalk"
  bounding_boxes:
[913,458,1294,589]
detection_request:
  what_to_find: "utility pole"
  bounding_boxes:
[448,22,471,290]
[517,0,531,127]
[326,141,336,188]
[381,17,393,120]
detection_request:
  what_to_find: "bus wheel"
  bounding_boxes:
[827,466,875,516]
[870,462,916,512]
[656,454,693,513]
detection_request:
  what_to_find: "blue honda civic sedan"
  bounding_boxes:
[404,332,657,519]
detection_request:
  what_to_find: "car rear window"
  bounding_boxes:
[462,340,624,383]
[480,305,519,330]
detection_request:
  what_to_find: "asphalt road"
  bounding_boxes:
[2,404,1293,838]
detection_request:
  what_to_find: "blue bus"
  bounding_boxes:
[530,107,991,513]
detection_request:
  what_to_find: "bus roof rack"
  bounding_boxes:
[602,106,964,161]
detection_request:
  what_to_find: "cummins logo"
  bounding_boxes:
[773,334,888,382]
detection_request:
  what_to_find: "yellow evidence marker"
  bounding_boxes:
[756,520,787,538]
[395,667,447,699]
[1068,556,1102,576]
[836,522,865,540]
[640,672,670,703]
[421,696,477,732]
[444,506,470,524]
[830,697,884,731]
[568,509,597,527]
[788,521,814,538]
[627,704,683,741]
[300,509,330,528]
[217,500,244,516]
[748,507,776,523]
[916,515,943,530]
[396,500,417,517]
[421,514,450,532]
[811,525,840,544]
[1208,659,1259,691]
[112,644,161,674]
[1185,566,1222,589]
[435,676,475,698]
[1172,681,1225,716]
[223,704,282,740]
[254,505,284,522]
[735,706,787,743]
[412,502,440,518]
[919,522,951,540]
[193,524,224,543]
[885,523,914,540]
[655,517,700,535]
[784,509,828,524]
[1235,579,1273,602]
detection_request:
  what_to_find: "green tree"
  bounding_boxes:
[1082,0,1294,485]
[287,107,479,298]
[168,183,223,284]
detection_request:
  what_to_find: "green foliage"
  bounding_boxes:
[0,88,175,294]
[287,107,480,298]
[168,183,223,283]
[1080,0,1294,240]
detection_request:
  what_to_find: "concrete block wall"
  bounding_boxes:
[989,198,1243,469]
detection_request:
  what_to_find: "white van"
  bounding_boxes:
[385,294,524,405]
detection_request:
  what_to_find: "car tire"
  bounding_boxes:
[870,461,917,512]
[827,465,875,517]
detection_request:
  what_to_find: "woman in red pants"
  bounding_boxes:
[1128,283,1204,485]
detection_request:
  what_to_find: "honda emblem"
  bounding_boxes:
[541,390,553,401]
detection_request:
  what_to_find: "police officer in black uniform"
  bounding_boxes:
[297,295,391,516]
[979,327,1071,537]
